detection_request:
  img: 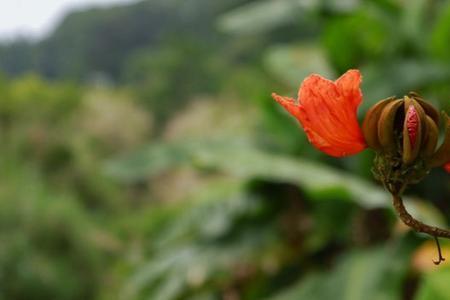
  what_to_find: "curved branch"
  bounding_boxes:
[392,194,450,238]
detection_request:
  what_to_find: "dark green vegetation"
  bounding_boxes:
[0,0,449,299]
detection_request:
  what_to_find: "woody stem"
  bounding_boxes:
[392,193,450,238]
[392,193,450,265]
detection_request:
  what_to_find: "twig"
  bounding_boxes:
[433,236,446,265]
[392,194,450,238]
[392,193,450,265]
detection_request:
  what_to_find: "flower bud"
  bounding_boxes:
[402,96,426,165]
[429,112,450,168]
[361,97,395,151]
[376,99,404,152]
[362,92,447,193]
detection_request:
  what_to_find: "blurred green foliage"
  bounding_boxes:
[0,0,449,299]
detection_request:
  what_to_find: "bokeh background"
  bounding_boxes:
[0,0,449,299]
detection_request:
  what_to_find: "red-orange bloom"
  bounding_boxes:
[272,69,367,157]
[445,163,450,173]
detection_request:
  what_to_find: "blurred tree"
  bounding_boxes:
[0,0,254,81]
[0,39,37,76]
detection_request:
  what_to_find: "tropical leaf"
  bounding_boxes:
[217,0,319,35]
[267,244,411,300]
[264,44,335,88]
[415,267,450,300]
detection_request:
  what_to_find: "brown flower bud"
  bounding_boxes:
[429,112,450,168]
[376,99,404,151]
[422,115,439,158]
[361,97,395,151]
[362,92,446,193]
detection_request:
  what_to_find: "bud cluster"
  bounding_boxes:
[362,92,450,194]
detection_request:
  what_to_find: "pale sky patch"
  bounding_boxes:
[0,0,138,41]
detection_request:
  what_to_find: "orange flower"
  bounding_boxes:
[272,69,367,157]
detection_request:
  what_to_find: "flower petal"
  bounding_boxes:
[271,93,300,117]
[445,163,450,173]
[272,69,367,157]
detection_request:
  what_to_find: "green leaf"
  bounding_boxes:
[361,60,450,110]
[429,2,450,61]
[322,10,392,72]
[217,0,319,35]
[267,245,410,300]
[107,139,447,224]
[104,142,193,182]
[107,139,384,208]
[415,267,450,300]
[323,0,360,12]
[264,44,335,88]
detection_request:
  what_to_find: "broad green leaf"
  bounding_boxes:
[106,139,447,227]
[104,142,193,181]
[106,139,386,207]
[322,10,393,72]
[324,0,360,12]
[264,44,335,88]
[106,139,386,208]
[429,2,450,61]
[217,0,319,35]
[415,267,450,300]
[267,244,410,300]
[361,61,450,110]
[400,0,428,47]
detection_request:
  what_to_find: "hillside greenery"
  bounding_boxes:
[0,0,449,299]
